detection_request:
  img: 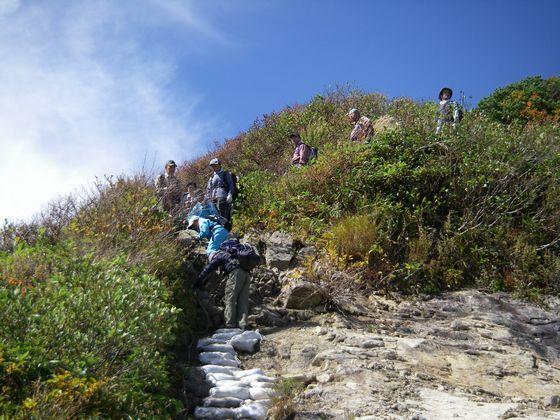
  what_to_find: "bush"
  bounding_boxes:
[478,76,560,125]
[203,87,560,297]
[0,243,180,417]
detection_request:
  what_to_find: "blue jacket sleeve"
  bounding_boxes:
[198,219,211,239]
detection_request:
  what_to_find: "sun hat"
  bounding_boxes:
[187,216,200,229]
[439,87,453,100]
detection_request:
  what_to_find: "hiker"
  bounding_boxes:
[155,160,181,212]
[347,108,373,142]
[206,158,235,221]
[290,133,311,167]
[181,181,204,213]
[436,87,462,133]
[194,239,260,330]
[187,215,229,256]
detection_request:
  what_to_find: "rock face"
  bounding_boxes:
[239,290,560,419]
[280,280,326,310]
[264,231,294,270]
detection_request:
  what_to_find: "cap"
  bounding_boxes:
[166,160,177,167]
[209,158,220,166]
[187,216,199,229]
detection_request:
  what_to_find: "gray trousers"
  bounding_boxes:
[224,268,250,329]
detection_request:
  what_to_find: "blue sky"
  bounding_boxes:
[0,0,559,221]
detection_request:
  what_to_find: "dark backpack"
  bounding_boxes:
[220,240,262,272]
[206,214,232,232]
[230,172,239,200]
[308,146,318,162]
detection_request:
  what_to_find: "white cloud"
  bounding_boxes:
[0,0,228,222]
[0,0,20,16]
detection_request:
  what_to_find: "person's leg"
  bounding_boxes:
[236,270,250,330]
[223,269,243,327]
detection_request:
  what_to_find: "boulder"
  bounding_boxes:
[265,231,294,270]
[177,228,199,243]
[280,280,326,310]
[296,246,318,264]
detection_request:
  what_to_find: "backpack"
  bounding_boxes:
[308,146,318,162]
[219,240,262,272]
[206,214,233,232]
[230,172,239,200]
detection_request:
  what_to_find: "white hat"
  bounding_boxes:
[187,215,200,229]
[209,158,220,165]
[347,108,359,117]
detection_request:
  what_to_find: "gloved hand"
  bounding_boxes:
[226,193,233,204]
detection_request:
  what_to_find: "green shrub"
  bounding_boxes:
[478,75,560,124]
[0,243,180,417]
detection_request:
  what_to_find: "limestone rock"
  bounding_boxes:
[280,280,326,310]
[264,231,294,270]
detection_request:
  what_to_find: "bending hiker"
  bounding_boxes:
[436,87,462,133]
[155,160,182,212]
[348,108,373,142]
[290,133,311,167]
[194,239,260,330]
[206,158,235,221]
[187,215,229,256]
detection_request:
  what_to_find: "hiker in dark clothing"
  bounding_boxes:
[290,133,311,167]
[195,248,251,330]
[436,87,462,133]
[206,158,235,221]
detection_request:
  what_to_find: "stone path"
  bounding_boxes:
[193,328,276,420]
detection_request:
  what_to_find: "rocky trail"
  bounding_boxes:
[182,230,560,419]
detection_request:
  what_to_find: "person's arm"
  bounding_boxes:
[196,254,224,286]
[452,102,461,126]
[206,176,212,199]
[198,219,211,239]
[155,174,165,189]
[350,124,360,142]
[292,144,302,164]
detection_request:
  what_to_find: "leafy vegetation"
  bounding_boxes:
[1,176,196,417]
[182,81,560,297]
[1,76,559,416]
[478,76,560,125]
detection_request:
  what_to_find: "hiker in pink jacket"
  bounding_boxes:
[290,133,311,167]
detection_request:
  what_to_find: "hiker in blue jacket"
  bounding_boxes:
[187,215,229,256]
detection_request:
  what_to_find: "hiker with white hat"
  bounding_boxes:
[347,108,373,142]
[187,215,229,257]
[206,158,236,221]
[155,160,182,212]
[436,87,463,133]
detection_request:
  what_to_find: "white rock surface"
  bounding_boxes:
[194,328,275,419]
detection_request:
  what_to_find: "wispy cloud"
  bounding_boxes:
[0,0,230,222]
